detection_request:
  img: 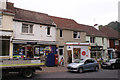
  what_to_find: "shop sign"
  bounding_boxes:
[82,51,86,56]
[27,42,37,45]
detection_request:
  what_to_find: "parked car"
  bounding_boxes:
[67,58,99,73]
[101,58,120,69]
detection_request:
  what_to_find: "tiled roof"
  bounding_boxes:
[14,8,54,26]
[49,16,84,31]
[77,24,106,37]
[50,16,106,37]
[6,2,54,25]
[100,27,119,39]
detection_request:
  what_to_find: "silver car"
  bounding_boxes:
[67,58,99,73]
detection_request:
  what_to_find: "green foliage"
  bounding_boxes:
[104,21,120,32]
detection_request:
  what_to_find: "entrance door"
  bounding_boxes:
[67,50,72,63]
[59,47,64,63]
[27,46,33,58]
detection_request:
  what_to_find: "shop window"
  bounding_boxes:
[22,24,33,34]
[90,37,95,43]
[34,47,44,57]
[60,29,63,37]
[115,40,119,45]
[47,27,51,35]
[13,44,25,58]
[0,40,10,56]
[73,31,80,39]
[73,48,81,59]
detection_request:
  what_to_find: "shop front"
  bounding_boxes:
[0,30,13,59]
[90,46,103,60]
[66,42,90,63]
[12,40,58,59]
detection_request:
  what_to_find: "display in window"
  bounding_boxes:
[73,48,81,59]
[13,44,25,58]
[40,47,44,55]
[34,47,40,56]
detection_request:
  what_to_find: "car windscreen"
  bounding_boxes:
[74,59,84,63]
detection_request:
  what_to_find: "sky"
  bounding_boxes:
[8,0,119,26]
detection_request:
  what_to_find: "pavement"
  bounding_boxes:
[36,66,68,73]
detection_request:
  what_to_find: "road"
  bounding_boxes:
[1,69,120,80]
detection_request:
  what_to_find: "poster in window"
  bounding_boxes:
[35,47,40,56]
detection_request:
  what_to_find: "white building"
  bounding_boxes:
[12,7,57,59]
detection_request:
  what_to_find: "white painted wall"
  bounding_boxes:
[13,21,56,41]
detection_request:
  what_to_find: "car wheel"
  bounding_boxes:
[22,69,33,78]
[94,66,99,71]
[111,65,115,69]
[78,68,83,73]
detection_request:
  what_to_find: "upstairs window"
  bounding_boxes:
[47,27,51,35]
[73,31,80,39]
[60,29,63,37]
[22,24,33,34]
[90,37,95,43]
[0,16,2,26]
[102,38,104,44]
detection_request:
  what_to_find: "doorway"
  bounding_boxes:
[67,50,72,63]
[27,46,33,58]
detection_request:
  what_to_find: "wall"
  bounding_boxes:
[57,29,86,46]
[13,21,56,41]
[0,14,13,30]
[56,29,86,64]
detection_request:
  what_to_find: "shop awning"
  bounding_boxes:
[12,39,58,45]
[66,42,90,46]
[0,30,13,37]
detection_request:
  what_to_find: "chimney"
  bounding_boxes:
[94,24,99,30]
[0,0,7,10]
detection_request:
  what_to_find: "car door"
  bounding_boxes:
[89,59,96,70]
[84,59,91,71]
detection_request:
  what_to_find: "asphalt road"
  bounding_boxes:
[1,69,120,80]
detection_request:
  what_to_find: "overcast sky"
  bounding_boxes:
[8,0,119,26]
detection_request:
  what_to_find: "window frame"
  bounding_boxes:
[90,37,95,43]
[60,29,63,38]
[22,23,33,34]
[47,27,51,35]
[73,31,80,39]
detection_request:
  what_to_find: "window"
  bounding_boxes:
[47,27,50,35]
[60,29,63,37]
[0,40,10,56]
[22,24,33,33]
[73,31,80,39]
[102,38,104,44]
[90,37,95,43]
[0,16,2,26]
[115,40,119,45]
